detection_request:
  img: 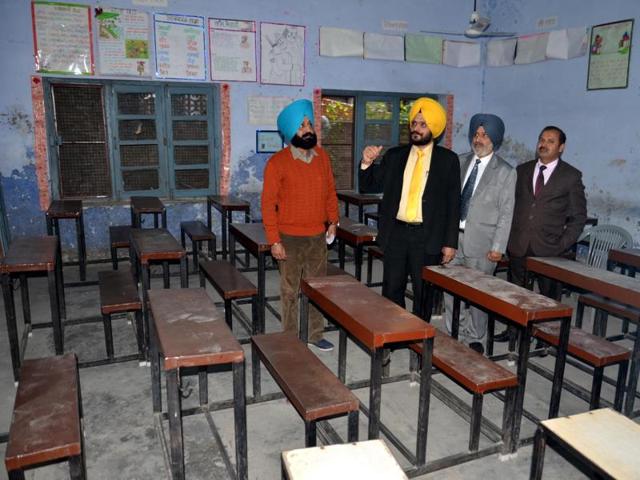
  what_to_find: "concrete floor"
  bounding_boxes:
[0,247,634,479]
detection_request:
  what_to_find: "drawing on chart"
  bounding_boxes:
[260,23,304,85]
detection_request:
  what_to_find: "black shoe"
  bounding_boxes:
[493,330,511,342]
[469,342,485,355]
[534,340,548,357]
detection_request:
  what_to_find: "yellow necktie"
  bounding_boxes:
[405,149,424,221]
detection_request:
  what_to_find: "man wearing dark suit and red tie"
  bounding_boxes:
[507,126,587,300]
[359,97,460,314]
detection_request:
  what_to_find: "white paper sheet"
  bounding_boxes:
[247,96,293,126]
[514,32,549,64]
[364,33,405,61]
[486,38,517,67]
[319,27,363,57]
[443,40,480,67]
[546,27,588,60]
[209,19,256,82]
[260,22,305,86]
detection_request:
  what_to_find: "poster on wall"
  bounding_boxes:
[32,1,94,75]
[260,22,305,86]
[587,19,633,90]
[247,96,292,125]
[154,13,206,80]
[209,18,257,82]
[96,7,150,77]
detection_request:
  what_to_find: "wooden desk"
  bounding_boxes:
[526,256,640,417]
[336,190,382,223]
[609,248,640,276]
[531,408,640,479]
[423,265,573,452]
[206,195,250,260]
[229,223,272,330]
[282,439,407,480]
[46,199,86,282]
[1,236,64,380]
[336,216,377,281]
[130,196,166,229]
[149,289,247,480]
[300,274,435,466]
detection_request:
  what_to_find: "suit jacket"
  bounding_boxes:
[359,144,461,255]
[459,152,516,257]
[507,159,587,257]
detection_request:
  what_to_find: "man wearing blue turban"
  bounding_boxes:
[443,113,516,354]
[262,99,339,351]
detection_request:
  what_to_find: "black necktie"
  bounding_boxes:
[534,165,547,197]
[460,159,481,221]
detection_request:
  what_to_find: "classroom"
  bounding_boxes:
[0,0,639,478]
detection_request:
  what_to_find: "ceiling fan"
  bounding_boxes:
[420,0,515,39]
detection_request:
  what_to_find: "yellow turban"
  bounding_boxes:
[408,97,447,138]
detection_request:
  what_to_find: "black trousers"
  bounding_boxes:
[382,222,441,315]
[509,254,561,300]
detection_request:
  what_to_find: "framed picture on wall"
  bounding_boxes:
[587,19,633,90]
[256,130,283,153]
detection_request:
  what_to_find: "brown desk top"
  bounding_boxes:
[130,196,165,214]
[337,216,377,245]
[301,275,434,350]
[229,222,271,254]
[609,248,640,270]
[130,228,184,264]
[423,265,572,326]
[46,200,83,219]
[148,289,243,370]
[207,194,250,211]
[526,257,640,310]
[5,354,81,471]
[336,191,383,205]
[1,236,58,273]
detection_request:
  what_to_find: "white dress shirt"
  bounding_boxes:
[459,152,492,230]
[532,158,559,191]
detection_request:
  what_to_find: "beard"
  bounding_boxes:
[472,142,493,158]
[290,132,317,150]
[410,130,433,146]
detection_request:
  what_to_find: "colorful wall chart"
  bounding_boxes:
[209,18,257,82]
[154,13,206,80]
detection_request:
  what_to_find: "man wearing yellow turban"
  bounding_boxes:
[360,97,460,316]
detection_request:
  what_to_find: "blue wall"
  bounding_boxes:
[0,0,483,258]
[483,0,640,243]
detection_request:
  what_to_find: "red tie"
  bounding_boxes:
[534,165,546,197]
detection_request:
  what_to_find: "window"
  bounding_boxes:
[321,91,439,190]
[45,80,219,200]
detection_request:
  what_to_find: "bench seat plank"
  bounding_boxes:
[252,332,359,421]
[533,322,630,367]
[99,270,141,315]
[148,288,243,370]
[5,354,81,471]
[200,260,257,299]
[181,221,215,241]
[411,329,517,394]
[579,292,640,322]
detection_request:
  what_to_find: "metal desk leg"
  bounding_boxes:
[244,211,251,267]
[207,199,212,230]
[230,232,236,266]
[421,281,435,322]
[46,215,53,235]
[338,328,347,383]
[161,210,167,229]
[624,329,640,416]
[358,205,364,223]
[3,274,20,381]
[221,210,229,260]
[77,214,86,282]
[48,268,63,354]
[142,264,151,339]
[251,295,261,399]
[368,347,384,439]
[530,426,546,480]
[355,245,363,281]
[511,324,533,452]
[55,245,66,319]
[19,274,30,328]
[150,317,161,412]
[343,200,349,218]
[180,257,188,288]
[166,369,185,479]
[153,213,159,229]
[338,240,345,270]
[548,316,570,418]
[416,336,433,466]
[233,361,248,480]
[452,295,461,340]
[257,252,266,334]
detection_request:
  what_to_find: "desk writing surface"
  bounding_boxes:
[302,275,434,349]
[609,248,640,269]
[130,196,165,213]
[337,216,377,243]
[527,257,640,309]
[46,200,82,218]
[336,190,383,204]
[130,228,184,261]
[1,236,58,273]
[541,408,640,480]
[424,265,572,325]
[229,223,271,253]
[207,194,250,210]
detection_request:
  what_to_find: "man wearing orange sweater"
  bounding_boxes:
[261,99,339,351]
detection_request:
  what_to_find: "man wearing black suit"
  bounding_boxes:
[507,126,587,299]
[359,97,460,314]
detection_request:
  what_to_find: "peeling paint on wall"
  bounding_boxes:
[230,151,270,222]
[497,136,536,166]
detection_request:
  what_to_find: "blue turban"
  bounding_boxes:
[468,113,505,150]
[277,99,314,144]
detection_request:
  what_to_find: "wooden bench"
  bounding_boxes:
[180,221,216,272]
[98,270,144,362]
[410,328,518,451]
[531,408,640,479]
[5,354,86,479]
[251,332,359,447]
[109,225,131,270]
[533,322,630,411]
[576,292,640,337]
